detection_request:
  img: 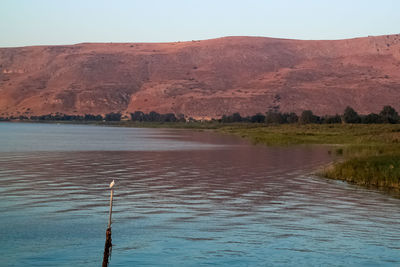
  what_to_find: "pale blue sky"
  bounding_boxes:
[1,0,399,47]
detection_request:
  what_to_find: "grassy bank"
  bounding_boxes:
[322,155,400,190]
[218,124,400,145]
[217,124,400,191]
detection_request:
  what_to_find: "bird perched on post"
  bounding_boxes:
[110,180,115,189]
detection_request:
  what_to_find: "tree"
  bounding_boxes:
[265,111,284,124]
[176,113,186,122]
[221,115,230,123]
[221,113,242,123]
[161,113,177,122]
[379,105,399,124]
[231,112,242,122]
[323,114,342,124]
[250,113,265,123]
[343,106,361,123]
[85,114,103,121]
[148,111,161,122]
[105,112,121,121]
[363,113,382,124]
[299,110,319,124]
[283,112,299,124]
[131,111,146,122]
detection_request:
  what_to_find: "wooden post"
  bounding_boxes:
[102,180,115,267]
[102,227,112,267]
[108,188,114,228]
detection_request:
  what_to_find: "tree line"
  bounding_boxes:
[220,106,399,124]
[130,111,185,122]
[0,113,121,122]
[0,105,399,124]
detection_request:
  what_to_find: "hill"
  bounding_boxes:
[1,35,400,119]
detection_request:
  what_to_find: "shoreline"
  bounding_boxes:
[3,120,400,194]
[218,124,400,193]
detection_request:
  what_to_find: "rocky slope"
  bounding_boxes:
[1,35,400,119]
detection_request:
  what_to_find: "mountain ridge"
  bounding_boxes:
[1,34,400,119]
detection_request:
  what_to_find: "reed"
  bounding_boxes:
[321,154,400,190]
[217,124,400,192]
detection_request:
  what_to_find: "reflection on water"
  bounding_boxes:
[0,123,399,266]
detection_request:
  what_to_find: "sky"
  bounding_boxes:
[0,0,399,47]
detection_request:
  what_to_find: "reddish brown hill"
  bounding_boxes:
[1,35,400,119]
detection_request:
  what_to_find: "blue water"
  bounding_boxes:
[0,122,399,266]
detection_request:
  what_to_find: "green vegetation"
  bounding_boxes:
[218,124,400,145]
[322,155,400,190]
[218,124,400,192]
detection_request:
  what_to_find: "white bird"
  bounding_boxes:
[109,179,115,189]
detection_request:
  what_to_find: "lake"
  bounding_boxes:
[0,122,399,266]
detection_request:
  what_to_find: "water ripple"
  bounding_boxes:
[0,124,400,266]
